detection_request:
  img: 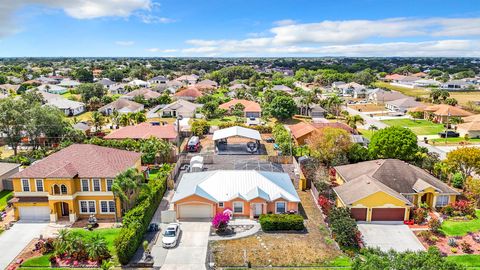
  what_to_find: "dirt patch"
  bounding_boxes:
[210,190,341,267]
[348,103,386,112]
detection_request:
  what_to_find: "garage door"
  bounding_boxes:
[178,204,213,219]
[371,208,405,221]
[19,206,50,222]
[350,208,367,221]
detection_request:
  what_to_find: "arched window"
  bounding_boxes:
[52,184,60,195]
[61,185,68,194]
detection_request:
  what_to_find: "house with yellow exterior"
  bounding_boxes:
[10,144,141,223]
[333,159,459,222]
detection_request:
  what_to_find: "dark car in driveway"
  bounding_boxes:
[438,130,460,138]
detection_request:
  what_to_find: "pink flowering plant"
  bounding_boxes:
[212,212,230,232]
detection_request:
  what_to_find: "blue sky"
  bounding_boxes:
[0,0,479,57]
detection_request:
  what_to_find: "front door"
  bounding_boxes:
[61,202,69,216]
[254,203,262,217]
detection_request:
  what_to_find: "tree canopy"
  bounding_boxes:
[368,126,419,161]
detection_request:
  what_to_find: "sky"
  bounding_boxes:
[0,0,479,57]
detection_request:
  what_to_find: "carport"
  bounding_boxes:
[212,126,266,155]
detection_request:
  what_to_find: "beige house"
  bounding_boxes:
[456,122,480,138]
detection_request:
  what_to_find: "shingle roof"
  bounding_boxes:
[172,170,300,203]
[219,99,261,113]
[0,162,21,176]
[104,122,178,140]
[12,144,141,178]
[456,121,480,132]
[123,88,161,100]
[385,97,422,108]
[98,99,143,112]
[174,87,203,98]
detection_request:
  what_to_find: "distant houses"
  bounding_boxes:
[219,99,262,118]
[99,99,144,115]
[39,91,85,116]
[174,87,203,101]
[104,122,178,142]
[147,99,202,119]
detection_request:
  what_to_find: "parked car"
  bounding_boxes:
[162,223,180,248]
[438,130,460,138]
[186,136,200,152]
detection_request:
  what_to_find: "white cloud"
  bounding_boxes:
[273,19,297,26]
[146,48,178,53]
[137,14,175,24]
[115,40,135,46]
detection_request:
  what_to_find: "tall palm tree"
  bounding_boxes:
[118,113,131,126]
[133,111,147,124]
[346,115,365,130]
[111,168,144,212]
[326,95,343,116]
[90,111,105,132]
[368,124,378,132]
[111,110,119,128]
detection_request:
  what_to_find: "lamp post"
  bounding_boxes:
[176,115,183,154]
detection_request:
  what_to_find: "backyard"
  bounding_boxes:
[381,118,444,135]
[210,190,348,267]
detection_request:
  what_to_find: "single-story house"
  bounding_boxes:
[385,97,422,113]
[122,88,161,100]
[368,89,408,104]
[195,79,218,91]
[219,99,262,118]
[98,99,144,115]
[288,122,356,145]
[37,84,68,94]
[0,84,20,95]
[333,159,460,222]
[420,104,473,123]
[58,79,81,88]
[45,97,86,116]
[270,85,294,94]
[174,87,203,101]
[172,170,300,219]
[148,99,202,118]
[336,82,366,98]
[108,83,128,95]
[456,121,480,138]
[97,78,116,89]
[175,74,199,85]
[148,76,168,85]
[441,80,473,91]
[413,79,441,87]
[128,79,150,88]
[104,122,178,142]
[462,114,480,123]
[0,162,21,191]
[390,76,419,88]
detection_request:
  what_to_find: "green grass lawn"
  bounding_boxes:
[430,137,480,144]
[446,255,480,269]
[0,190,12,210]
[358,129,375,140]
[374,81,429,98]
[69,228,120,252]
[207,116,238,126]
[381,119,444,135]
[440,210,480,236]
[67,111,93,123]
[21,254,51,267]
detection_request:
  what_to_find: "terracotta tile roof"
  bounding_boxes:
[12,144,141,178]
[104,122,178,140]
[123,88,161,100]
[219,99,262,113]
[463,114,480,122]
[288,122,356,139]
[385,74,405,80]
[174,87,203,98]
[424,104,473,117]
[456,121,480,132]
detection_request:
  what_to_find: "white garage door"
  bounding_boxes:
[178,204,213,219]
[19,206,50,222]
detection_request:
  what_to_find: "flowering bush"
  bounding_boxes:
[212,212,230,232]
[428,218,442,233]
[413,207,428,224]
[442,200,476,217]
[318,195,332,216]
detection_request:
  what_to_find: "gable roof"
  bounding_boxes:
[288,122,356,140]
[174,87,203,98]
[162,99,202,112]
[0,162,21,176]
[104,122,177,140]
[334,159,459,195]
[456,121,480,132]
[99,99,143,112]
[385,97,422,108]
[12,144,141,178]
[123,88,161,100]
[219,99,261,112]
[212,126,262,141]
[172,170,300,203]
[423,104,473,117]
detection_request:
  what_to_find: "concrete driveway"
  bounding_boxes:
[152,222,210,270]
[358,224,425,252]
[0,222,48,269]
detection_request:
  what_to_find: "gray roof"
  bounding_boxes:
[46,97,85,109]
[0,162,21,177]
[73,121,91,131]
[99,99,143,112]
[334,159,459,195]
[98,78,115,86]
[386,97,422,108]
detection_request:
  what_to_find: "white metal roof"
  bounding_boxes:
[212,126,261,141]
[172,170,300,203]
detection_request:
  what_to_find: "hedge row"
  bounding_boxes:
[218,122,272,133]
[114,175,167,265]
[259,214,304,231]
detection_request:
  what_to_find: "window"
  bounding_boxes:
[80,201,88,213]
[35,179,44,192]
[80,200,96,214]
[436,195,449,207]
[61,185,67,194]
[88,201,96,213]
[93,179,101,192]
[233,202,243,214]
[404,194,414,203]
[276,202,287,214]
[81,179,89,192]
[218,202,224,208]
[22,179,30,192]
[106,179,113,192]
[100,201,116,213]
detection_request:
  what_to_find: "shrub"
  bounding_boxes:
[451,172,465,189]
[318,195,332,216]
[418,230,432,240]
[191,119,210,136]
[461,241,473,253]
[448,238,458,247]
[413,207,428,224]
[451,247,458,253]
[114,172,168,265]
[428,235,439,244]
[327,207,360,250]
[259,214,304,231]
[442,200,476,217]
[212,212,230,232]
[428,218,442,233]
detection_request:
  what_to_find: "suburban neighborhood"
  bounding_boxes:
[1,0,480,269]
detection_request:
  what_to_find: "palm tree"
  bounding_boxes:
[111,110,119,128]
[346,115,365,130]
[90,111,105,132]
[85,234,110,262]
[118,113,131,126]
[133,111,147,124]
[368,124,378,133]
[326,95,343,116]
[112,168,144,212]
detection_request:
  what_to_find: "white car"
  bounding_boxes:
[162,223,180,248]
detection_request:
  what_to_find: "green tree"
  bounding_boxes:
[308,127,352,167]
[269,95,297,120]
[231,102,245,121]
[91,111,106,132]
[446,147,480,177]
[202,101,219,120]
[78,83,106,104]
[346,114,365,130]
[74,68,94,82]
[112,168,144,211]
[0,98,29,155]
[368,126,418,161]
[191,119,210,136]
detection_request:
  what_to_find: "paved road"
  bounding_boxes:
[0,222,48,269]
[358,224,425,252]
[152,222,210,270]
[344,106,388,129]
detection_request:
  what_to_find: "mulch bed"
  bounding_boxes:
[416,232,480,255]
[210,225,254,236]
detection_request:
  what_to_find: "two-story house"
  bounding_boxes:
[10,144,141,223]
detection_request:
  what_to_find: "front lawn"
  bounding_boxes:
[21,254,51,267]
[440,210,480,236]
[446,255,480,269]
[358,129,375,140]
[69,228,120,252]
[381,119,444,135]
[67,111,93,123]
[206,116,238,126]
[0,190,13,210]
[430,137,480,145]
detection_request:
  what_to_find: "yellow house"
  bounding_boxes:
[333,159,459,222]
[10,144,142,223]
